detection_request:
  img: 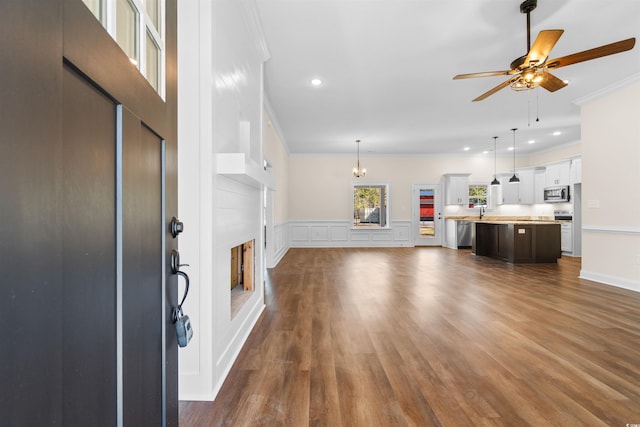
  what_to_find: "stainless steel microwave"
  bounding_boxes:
[544,185,570,203]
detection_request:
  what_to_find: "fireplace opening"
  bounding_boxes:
[230,239,254,318]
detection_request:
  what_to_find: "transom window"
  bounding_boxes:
[82,0,165,98]
[353,184,389,228]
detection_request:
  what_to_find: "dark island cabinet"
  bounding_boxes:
[472,222,561,263]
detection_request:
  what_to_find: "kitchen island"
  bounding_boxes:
[472,220,561,263]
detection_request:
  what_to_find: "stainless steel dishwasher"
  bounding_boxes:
[456,220,472,248]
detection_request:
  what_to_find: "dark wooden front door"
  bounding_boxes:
[0,0,178,425]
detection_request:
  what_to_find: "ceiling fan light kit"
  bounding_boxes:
[453,0,636,102]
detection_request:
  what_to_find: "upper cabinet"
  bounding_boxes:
[497,168,538,204]
[443,173,470,205]
[545,161,571,187]
[534,168,546,204]
[570,158,582,184]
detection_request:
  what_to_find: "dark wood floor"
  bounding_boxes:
[179,247,640,426]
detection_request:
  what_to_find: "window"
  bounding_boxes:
[353,184,388,228]
[468,184,488,208]
[81,0,165,98]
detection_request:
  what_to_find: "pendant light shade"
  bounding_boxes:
[509,128,520,184]
[490,136,500,186]
[352,139,367,177]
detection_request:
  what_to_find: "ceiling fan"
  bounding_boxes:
[453,0,636,102]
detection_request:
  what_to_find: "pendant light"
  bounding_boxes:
[509,128,520,183]
[352,139,367,177]
[490,136,500,186]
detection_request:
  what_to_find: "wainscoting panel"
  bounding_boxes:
[311,225,329,241]
[372,230,393,241]
[330,225,348,241]
[291,225,310,242]
[288,220,414,248]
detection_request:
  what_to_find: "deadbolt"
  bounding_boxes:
[170,216,184,238]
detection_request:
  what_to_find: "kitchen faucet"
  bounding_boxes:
[479,206,485,219]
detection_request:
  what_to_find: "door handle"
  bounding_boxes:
[170,249,190,307]
[173,270,190,320]
[170,249,193,347]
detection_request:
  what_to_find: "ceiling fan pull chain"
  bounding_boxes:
[536,88,540,122]
[527,89,531,127]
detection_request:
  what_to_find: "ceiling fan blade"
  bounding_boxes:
[546,37,636,69]
[472,78,513,102]
[525,29,564,67]
[453,70,512,80]
[539,72,567,92]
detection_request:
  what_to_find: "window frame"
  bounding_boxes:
[351,182,390,229]
[468,182,488,208]
[82,0,166,99]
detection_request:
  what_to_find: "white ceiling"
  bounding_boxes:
[255,0,640,157]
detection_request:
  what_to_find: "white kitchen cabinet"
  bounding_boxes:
[443,173,470,205]
[445,219,457,249]
[534,168,546,204]
[545,161,571,187]
[498,168,536,204]
[570,158,582,184]
[516,168,536,204]
[561,222,573,253]
[498,174,518,204]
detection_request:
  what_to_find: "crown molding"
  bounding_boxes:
[573,73,640,106]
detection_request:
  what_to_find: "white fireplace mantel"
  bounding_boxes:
[216,153,275,189]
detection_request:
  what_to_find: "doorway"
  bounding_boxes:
[412,184,443,246]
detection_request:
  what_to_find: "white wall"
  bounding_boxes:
[263,105,290,265]
[287,154,519,221]
[177,0,270,401]
[263,105,289,225]
[527,142,581,167]
[579,76,640,292]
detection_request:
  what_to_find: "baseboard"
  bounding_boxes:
[272,246,288,267]
[178,390,217,402]
[580,269,640,293]
[212,299,265,400]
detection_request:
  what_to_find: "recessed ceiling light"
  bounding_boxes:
[528,139,535,144]
[508,146,514,151]
[463,147,470,151]
[553,131,562,136]
[482,150,489,154]
[310,78,322,86]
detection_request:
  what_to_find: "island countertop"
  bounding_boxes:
[474,220,560,225]
[445,215,556,223]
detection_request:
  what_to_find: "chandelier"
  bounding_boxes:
[352,139,367,177]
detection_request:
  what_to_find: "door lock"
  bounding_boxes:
[170,216,184,238]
